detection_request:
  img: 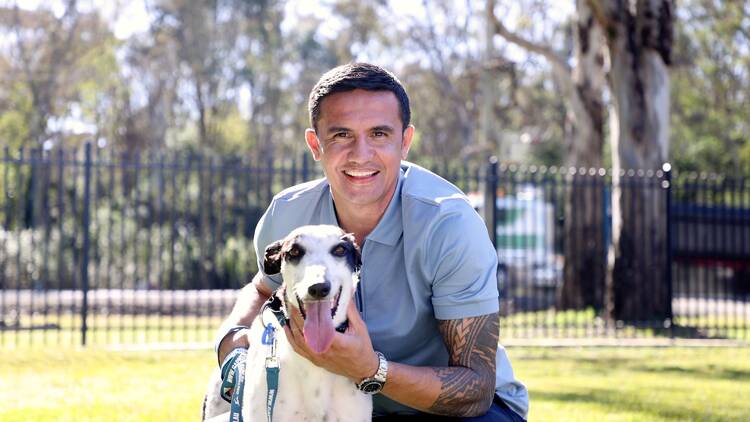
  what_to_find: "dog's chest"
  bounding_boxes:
[243,321,372,422]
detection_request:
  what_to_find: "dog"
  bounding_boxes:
[203,224,372,422]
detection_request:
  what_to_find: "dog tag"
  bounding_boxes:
[261,323,275,345]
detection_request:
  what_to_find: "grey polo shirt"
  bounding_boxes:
[254,161,528,418]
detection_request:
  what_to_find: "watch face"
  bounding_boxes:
[360,380,383,394]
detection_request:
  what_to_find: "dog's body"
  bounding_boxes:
[203,225,372,422]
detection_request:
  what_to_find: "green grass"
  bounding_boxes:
[513,347,750,421]
[500,308,750,341]
[1,346,749,421]
[0,348,215,422]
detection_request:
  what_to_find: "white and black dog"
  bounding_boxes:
[203,225,372,422]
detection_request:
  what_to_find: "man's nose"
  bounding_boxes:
[348,134,373,162]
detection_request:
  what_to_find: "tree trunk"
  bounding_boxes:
[599,0,674,322]
[559,0,607,310]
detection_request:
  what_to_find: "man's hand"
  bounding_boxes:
[282,297,379,382]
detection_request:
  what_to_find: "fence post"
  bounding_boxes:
[663,162,674,336]
[80,142,92,346]
[484,156,498,247]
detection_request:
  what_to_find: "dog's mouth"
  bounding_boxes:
[295,285,343,354]
[296,285,342,320]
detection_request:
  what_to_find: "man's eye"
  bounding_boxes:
[333,132,350,139]
[331,244,347,257]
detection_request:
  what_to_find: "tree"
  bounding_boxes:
[670,0,750,177]
[0,1,117,147]
[492,0,608,310]
[588,0,674,322]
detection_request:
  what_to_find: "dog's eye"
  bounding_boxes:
[331,244,347,257]
[288,245,302,258]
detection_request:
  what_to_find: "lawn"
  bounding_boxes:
[1,346,748,421]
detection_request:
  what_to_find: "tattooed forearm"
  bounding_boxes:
[428,313,499,417]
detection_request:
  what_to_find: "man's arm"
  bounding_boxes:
[284,301,499,417]
[382,313,499,417]
[216,272,274,363]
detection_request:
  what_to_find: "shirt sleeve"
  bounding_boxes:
[253,200,283,291]
[426,201,500,320]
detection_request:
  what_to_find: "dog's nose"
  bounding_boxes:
[308,281,331,299]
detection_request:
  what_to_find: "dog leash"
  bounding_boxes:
[221,347,247,422]
[256,293,352,422]
[262,322,280,422]
[260,295,286,422]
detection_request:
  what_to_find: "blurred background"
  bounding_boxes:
[2,0,747,171]
[1,0,748,346]
[2,1,750,421]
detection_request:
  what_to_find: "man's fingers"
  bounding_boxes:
[283,323,308,358]
[346,295,365,331]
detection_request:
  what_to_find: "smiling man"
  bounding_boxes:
[212,63,528,421]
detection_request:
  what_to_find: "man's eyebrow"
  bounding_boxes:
[371,125,395,133]
[324,126,352,135]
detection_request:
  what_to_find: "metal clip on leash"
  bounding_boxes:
[262,321,280,422]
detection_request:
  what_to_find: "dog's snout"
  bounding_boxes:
[308,281,331,299]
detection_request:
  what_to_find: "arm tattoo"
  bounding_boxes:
[429,313,499,416]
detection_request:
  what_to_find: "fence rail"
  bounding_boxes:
[1,144,749,347]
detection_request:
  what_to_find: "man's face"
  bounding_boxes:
[305,89,414,213]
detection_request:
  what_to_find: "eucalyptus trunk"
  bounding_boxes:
[595,0,674,322]
[559,0,607,311]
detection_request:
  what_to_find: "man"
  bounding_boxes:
[215,62,528,421]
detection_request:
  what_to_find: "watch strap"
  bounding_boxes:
[356,351,388,393]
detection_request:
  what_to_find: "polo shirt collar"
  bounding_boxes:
[324,168,405,246]
[364,168,404,246]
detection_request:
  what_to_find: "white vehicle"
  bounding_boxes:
[469,186,562,288]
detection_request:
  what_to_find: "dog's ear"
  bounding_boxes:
[263,240,284,275]
[341,233,362,272]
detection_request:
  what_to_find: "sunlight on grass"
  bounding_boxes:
[501,308,750,341]
[0,348,215,422]
[512,347,750,422]
[1,346,749,421]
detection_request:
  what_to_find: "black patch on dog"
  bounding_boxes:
[339,233,362,272]
[283,241,305,264]
[263,240,284,275]
[263,237,307,275]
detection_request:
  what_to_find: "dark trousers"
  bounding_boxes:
[372,395,525,422]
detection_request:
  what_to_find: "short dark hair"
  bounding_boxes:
[308,62,411,131]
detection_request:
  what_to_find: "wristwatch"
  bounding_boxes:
[356,351,388,394]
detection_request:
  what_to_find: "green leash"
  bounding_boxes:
[220,347,247,422]
[262,322,280,422]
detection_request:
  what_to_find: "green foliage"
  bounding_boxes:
[1,1,748,175]
[0,82,32,150]
[212,108,253,155]
[671,1,750,177]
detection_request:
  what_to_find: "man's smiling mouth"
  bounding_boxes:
[343,169,378,178]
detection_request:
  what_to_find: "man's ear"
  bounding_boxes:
[401,125,415,160]
[305,129,322,161]
[263,240,284,275]
[340,233,362,272]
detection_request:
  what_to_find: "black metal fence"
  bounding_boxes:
[1,144,748,347]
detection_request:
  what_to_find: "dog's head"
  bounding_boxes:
[263,225,361,353]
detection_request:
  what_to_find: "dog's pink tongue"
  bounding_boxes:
[302,300,334,353]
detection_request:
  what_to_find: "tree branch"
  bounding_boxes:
[491,12,570,74]
[585,0,614,35]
